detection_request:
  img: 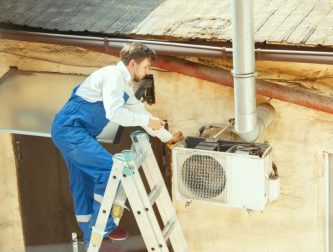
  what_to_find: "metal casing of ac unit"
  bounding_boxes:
[172,139,272,211]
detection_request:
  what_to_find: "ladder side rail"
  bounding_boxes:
[87,158,122,252]
[142,149,170,217]
[131,165,169,251]
[131,132,189,252]
[72,233,78,252]
[143,147,188,252]
[121,166,168,252]
[123,150,169,251]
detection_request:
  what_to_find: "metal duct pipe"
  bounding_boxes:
[231,0,275,142]
[0,29,231,58]
[2,28,333,64]
[2,28,333,115]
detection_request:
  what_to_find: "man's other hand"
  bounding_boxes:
[149,117,165,130]
[167,131,184,147]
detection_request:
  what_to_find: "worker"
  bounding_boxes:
[51,42,184,247]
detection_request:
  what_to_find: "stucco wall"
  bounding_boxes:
[0,133,25,252]
[0,39,332,252]
[0,40,119,252]
[0,42,25,252]
[154,72,333,252]
[148,68,333,251]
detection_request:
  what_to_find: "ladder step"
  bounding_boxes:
[148,184,163,205]
[162,219,176,241]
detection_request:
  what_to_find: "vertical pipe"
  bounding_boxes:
[231,0,275,142]
[231,0,259,141]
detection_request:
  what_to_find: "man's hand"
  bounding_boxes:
[167,131,184,147]
[149,117,165,130]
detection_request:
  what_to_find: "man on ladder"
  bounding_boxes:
[51,42,184,250]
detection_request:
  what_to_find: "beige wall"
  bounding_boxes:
[1,39,333,252]
[155,73,333,252]
[0,41,25,252]
[186,56,333,97]
[0,133,25,252]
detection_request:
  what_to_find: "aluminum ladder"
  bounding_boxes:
[87,130,188,252]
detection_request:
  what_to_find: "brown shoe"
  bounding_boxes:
[107,226,129,241]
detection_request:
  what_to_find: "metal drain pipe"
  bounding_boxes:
[231,0,275,142]
[2,28,333,114]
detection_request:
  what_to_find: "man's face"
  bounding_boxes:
[132,58,151,82]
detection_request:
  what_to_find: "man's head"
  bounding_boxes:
[120,42,156,82]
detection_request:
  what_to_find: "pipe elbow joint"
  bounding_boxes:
[238,103,276,142]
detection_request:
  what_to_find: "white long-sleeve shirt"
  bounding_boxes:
[76,61,172,143]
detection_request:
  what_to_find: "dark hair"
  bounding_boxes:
[120,42,156,65]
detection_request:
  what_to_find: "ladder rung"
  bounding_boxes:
[148,184,163,205]
[162,219,176,241]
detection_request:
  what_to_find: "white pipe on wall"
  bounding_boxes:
[231,0,275,142]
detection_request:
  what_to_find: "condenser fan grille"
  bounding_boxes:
[180,154,226,199]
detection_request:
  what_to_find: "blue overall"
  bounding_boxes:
[51,86,128,243]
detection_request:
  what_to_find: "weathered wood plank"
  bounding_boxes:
[26,0,69,29]
[2,1,42,25]
[287,1,333,45]
[82,1,124,33]
[106,5,152,34]
[60,0,160,33]
[306,3,333,46]
[99,0,161,34]
[132,0,189,36]
[22,1,55,26]
[61,0,107,32]
[45,1,82,31]
[133,0,231,41]
[0,0,333,48]
[254,0,286,42]
[0,1,25,22]
[255,0,300,43]
[100,4,146,33]
[272,1,317,44]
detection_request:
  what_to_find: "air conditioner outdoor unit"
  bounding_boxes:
[172,137,277,211]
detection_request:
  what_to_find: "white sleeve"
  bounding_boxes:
[125,95,173,143]
[103,74,150,127]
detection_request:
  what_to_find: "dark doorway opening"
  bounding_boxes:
[13,128,171,251]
